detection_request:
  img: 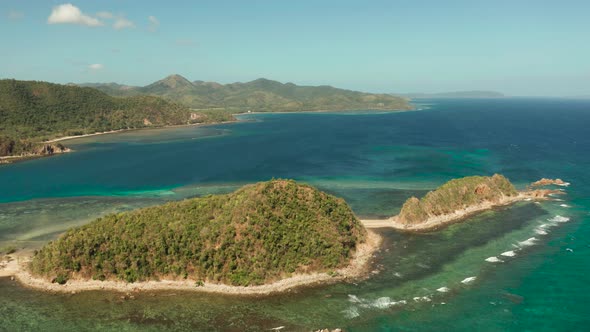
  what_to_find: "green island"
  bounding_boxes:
[0,77,411,160]
[361,174,556,231]
[29,180,367,287]
[397,174,518,225]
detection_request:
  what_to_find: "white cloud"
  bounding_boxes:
[96,11,114,19]
[113,17,135,30]
[8,10,24,20]
[148,15,159,31]
[88,63,104,70]
[47,3,103,27]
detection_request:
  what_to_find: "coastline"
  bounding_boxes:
[43,128,131,143]
[361,191,558,232]
[42,108,412,144]
[1,107,414,164]
[2,230,381,295]
[0,121,231,164]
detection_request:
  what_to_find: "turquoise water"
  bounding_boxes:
[1,98,589,331]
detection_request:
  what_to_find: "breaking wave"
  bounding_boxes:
[518,237,538,247]
[501,250,517,257]
[485,256,503,263]
[548,215,570,223]
[461,277,477,284]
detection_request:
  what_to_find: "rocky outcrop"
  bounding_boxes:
[36,143,70,155]
[531,178,569,187]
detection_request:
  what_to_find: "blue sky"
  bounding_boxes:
[1,1,589,96]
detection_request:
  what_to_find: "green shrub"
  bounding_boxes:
[30,180,366,286]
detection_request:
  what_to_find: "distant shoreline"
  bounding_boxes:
[361,191,558,232]
[2,230,381,295]
[43,129,131,143]
[45,107,413,144]
[1,108,413,164]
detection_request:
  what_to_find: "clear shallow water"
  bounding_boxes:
[1,98,589,331]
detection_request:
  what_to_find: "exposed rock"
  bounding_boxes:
[474,184,490,195]
[526,189,564,198]
[531,178,568,187]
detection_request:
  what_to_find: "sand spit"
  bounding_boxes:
[361,190,562,232]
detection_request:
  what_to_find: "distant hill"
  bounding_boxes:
[30,179,367,286]
[0,79,198,158]
[80,74,412,112]
[398,91,505,99]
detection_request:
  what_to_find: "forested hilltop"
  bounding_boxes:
[0,79,205,158]
[397,174,518,225]
[80,74,412,113]
[30,180,367,286]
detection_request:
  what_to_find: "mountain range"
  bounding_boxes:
[79,74,412,112]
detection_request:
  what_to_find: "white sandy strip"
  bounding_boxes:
[43,129,130,143]
[361,193,540,231]
[2,231,381,295]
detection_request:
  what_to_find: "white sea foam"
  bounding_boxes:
[412,296,432,302]
[348,294,363,304]
[548,215,570,223]
[485,256,503,263]
[556,182,570,187]
[461,277,477,284]
[501,250,517,257]
[372,297,393,309]
[342,306,360,319]
[518,237,538,247]
[436,286,450,293]
[524,198,532,201]
[370,297,406,308]
[535,228,548,235]
[560,204,570,208]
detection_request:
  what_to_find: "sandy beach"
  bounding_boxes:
[361,191,559,232]
[43,129,131,143]
[1,230,381,295]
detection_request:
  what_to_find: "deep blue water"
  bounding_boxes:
[1,98,589,331]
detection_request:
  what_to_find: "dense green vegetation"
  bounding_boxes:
[81,74,412,112]
[0,79,226,157]
[30,180,366,286]
[398,174,518,225]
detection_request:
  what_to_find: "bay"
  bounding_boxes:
[1,98,589,331]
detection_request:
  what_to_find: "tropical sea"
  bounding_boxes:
[1,98,589,331]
